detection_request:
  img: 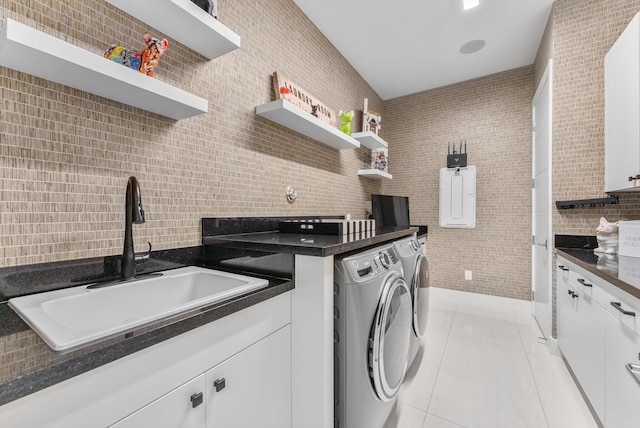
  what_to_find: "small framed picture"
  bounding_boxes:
[190,0,218,19]
[371,148,388,172]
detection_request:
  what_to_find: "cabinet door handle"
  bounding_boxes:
[577,278,592,287]
[626,364,640,388]
[629,174,640,181]
[191,392,203,408]
[611,301,636,317]
[568,290,578,298]
[559,265,569,271]
[214,378,226,392]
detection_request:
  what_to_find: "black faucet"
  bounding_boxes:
[122,176,145,280]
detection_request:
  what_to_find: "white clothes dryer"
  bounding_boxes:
[394,236,430,368]
[334,243,413,428]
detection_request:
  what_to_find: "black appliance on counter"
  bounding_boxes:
[371,194,410,228]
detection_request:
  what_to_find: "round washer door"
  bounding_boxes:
[412,253,430,339]
[369,272,412,402]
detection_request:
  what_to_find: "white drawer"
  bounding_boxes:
[560,256,640,338]
[600,283,640,337]
[605,313,640,428]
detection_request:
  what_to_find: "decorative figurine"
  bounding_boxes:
[338,110,354,135]
[190,0,218,19]
[595,217,619,254]
[362,98,382,135]
[105,31,168,77]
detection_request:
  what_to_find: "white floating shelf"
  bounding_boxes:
[352,131,388,149]
[358,169,393,180]
[0,19,208,120]
[104,0,241,60]
[256,99,360,150]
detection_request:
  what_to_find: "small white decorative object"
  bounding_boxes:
[362,98,382,135]
[595,217,619,254]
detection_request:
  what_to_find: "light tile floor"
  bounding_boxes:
[384,288,599,428]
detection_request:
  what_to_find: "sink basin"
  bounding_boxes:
[8,266,269,352]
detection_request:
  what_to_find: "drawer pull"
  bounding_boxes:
[190,392,203,408]
[626,364,640,388]
[559,265,569,271]
[568,290,578,299]
[611,301,636,317]
[577,278,592,287]
[214,378,226,392]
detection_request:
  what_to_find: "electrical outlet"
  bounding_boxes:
[465,270,472,281]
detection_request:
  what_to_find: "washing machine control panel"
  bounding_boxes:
[347,247,399,278]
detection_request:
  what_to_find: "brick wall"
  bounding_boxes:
[383,67,535,300]
[0,0,383,267]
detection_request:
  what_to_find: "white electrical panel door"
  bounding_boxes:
[439,166,476,228]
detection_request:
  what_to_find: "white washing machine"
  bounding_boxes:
[334,243,413,428]
[394,236,430,368]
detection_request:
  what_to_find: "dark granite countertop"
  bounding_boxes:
[556,248,640,301]
[202,226,418,257]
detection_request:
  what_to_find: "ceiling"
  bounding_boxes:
[294,0,554,100]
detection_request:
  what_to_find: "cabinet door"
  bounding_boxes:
[605,314,640,428]
[110,375,206,428]
[570,286,606,421]
[557,265,579,365]
[557,265,606,421]
[205,325,291,428]
[605,13,640,192]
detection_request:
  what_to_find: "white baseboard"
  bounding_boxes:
[429,286,532,313]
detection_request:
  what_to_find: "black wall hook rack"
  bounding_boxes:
[555,196,619,210]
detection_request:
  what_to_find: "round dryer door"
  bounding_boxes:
[412,253,430,339]
[369,272,412,402]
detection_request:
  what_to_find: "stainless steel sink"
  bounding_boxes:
[8,266,269,352]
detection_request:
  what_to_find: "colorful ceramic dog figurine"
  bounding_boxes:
[104,32,168,77]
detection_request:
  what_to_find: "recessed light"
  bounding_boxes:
[459,39,486,54]
[463,0,480,10]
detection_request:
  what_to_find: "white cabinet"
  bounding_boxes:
[556,265,579,364]
[111,375,206,428]
[557,256,640,427]
[605,314,640,428]
[556,264,606,420]
[205,326,291,428]
[604,12,640,192]
[110,326,291,428]
[0,292,291,428]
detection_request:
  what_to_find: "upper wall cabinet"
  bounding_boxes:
[0,18,208,120]
[104,0,241,60]
[605,12,640,192]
